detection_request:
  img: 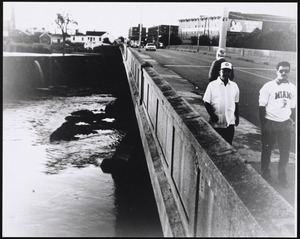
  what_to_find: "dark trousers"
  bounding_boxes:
[261,119,292,180]
[215,125,235,145]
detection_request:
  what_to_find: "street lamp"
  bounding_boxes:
[157,26,159,47]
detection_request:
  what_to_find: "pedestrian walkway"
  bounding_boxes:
[139,53,296,207]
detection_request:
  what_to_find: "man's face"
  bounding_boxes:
[220,68,231,80]
[276,66,290,81]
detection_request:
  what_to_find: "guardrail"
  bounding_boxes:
[168,45,296,62]
[121,45,295,237]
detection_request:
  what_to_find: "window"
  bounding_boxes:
[82,37,84,41]
[73,37,75,40]
[99,37,101,41]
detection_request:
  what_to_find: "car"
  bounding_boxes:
[145,43,156,51]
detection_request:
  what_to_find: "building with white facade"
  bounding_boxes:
[179,16,222,44]
[178,11,296,45]
[69,30,113,49]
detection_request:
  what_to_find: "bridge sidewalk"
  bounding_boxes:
[138,52,296,207]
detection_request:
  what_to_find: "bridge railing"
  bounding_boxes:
[168,45,296,62]
[121,45,295,237]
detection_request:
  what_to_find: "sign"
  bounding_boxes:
[228,19,263,33]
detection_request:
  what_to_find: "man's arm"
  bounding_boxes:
[291,108,296,122]
[235,103,239,126]
[204,102,218,122]
[259,106,266,128]
[208,61,218,82]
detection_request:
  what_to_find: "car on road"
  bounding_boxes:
[145,43,156,51]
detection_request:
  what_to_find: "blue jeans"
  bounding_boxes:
[261,119,293,180]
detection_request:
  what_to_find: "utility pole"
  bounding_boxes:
[139,7,143,49]
[138,23,142,49]
[157,25,159,48]
[197,16,200,52]
[168,25,171,49]
[10,3,15,30]
[219,7,229,49]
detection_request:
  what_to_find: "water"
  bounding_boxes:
[3,94,163,237]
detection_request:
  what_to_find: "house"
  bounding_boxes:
[84,31,112,49]
[68,30,113,49]
[69,30,112,49]
[39,32,68,45]
[69,30,86,44]
[39,32,52,44]
[50,33,65,44]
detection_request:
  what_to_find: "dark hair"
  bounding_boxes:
[276,61,290,70]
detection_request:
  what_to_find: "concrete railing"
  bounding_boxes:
[169,45,296,62]
[121,45,295,237]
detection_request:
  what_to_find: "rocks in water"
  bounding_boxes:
[50,109,113,142]
[100,125,139,174]
[50,121,98,142]
[49,94,136,142]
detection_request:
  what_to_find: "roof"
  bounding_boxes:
[39,32,51,38]
[86,31,106,36]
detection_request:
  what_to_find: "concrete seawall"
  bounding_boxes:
[122,46,295,237]
[3,47,126,101]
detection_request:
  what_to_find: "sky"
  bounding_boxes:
[3,2,297,40]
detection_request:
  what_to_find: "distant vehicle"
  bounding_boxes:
[145,43,156,51]
[158,42,164,49]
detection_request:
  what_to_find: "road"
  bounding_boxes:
[142,48,296,128]
[139,48,296,206]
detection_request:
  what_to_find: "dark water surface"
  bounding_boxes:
[3,94,163,237]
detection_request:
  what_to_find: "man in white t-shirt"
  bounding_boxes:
[203,62,239,145]
[259,61,296,187]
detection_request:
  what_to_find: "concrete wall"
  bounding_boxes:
[3,47,126,100]
[169,45,296,62]
[122,46,295,237]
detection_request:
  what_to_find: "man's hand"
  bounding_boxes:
[259,106,266,129]
[210,114,219,122]
[235,116,239,126]
[205,102,219,123]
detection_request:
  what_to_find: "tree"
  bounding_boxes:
[103,37,111,44]
[55,12,78,43]
[118,36,125,43]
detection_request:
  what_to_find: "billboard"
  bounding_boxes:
[228,19,263,33]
